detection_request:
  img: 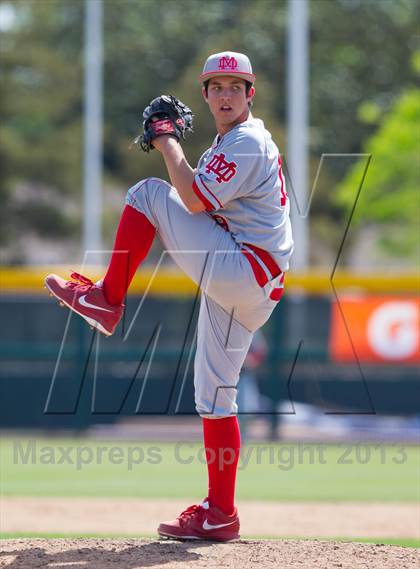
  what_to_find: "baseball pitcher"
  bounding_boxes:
[45,51,294,541]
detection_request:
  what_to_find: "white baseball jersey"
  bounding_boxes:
[192,117,294,271]
[126,116,294,418]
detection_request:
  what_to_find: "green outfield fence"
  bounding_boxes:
[0,267,418,429]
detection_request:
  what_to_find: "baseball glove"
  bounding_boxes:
[134,95,193,153]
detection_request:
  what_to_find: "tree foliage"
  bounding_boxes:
[337,87,420,258]
[0,0,418,264]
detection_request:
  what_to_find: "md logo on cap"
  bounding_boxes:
[199,51,256,83]
[218,55,238,71]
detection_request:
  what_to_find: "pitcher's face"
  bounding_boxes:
[203,76,254,134]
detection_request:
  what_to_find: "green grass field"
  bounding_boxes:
[1,438,419,502]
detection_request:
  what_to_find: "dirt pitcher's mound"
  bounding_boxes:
[3,498,419,539]
[1,538,419,569]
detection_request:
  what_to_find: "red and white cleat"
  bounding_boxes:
[44,272,123,336]
[158,498,240,542]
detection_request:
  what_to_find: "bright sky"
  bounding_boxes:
[0,3,16,32]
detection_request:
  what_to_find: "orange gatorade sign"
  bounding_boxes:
[330,296,420,363]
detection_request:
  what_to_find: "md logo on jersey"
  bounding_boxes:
[218,55,238,71]
[205,153,237,183]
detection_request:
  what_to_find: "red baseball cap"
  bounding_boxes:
[199,51,256,84]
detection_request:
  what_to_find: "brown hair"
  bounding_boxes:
[203,79,253,97]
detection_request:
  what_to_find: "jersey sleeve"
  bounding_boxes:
[192,131,262,212]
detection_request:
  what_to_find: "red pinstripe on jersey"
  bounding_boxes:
[198,175,223,209]
[278,155,288,207]
[192,180,214,212]
[241,242,282,288]
[192,175,223,211]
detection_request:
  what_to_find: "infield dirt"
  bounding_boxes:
[2,497,419,539]
[1,538,419,568]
